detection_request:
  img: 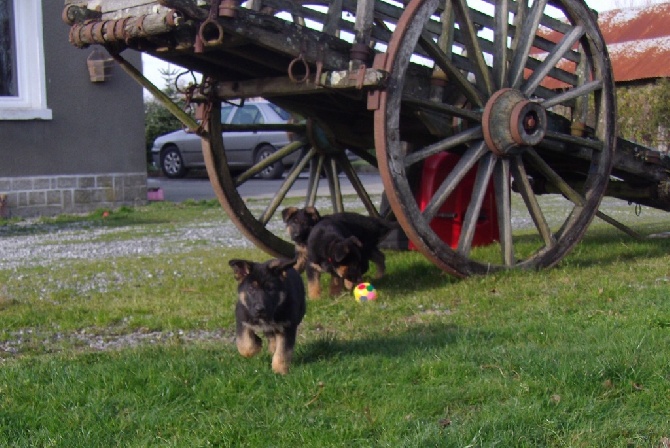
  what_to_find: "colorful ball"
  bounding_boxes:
[353,282,378,302]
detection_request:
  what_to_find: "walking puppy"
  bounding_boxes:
[229,258,306,375]
[281,206,321,273]
[305,212,395,299]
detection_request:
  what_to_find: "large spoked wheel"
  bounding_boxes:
[201,103,382,258]
[375,0,616,277]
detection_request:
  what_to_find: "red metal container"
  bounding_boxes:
[411,152,499,250]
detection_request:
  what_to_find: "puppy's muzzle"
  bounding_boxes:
[251,302,267,318]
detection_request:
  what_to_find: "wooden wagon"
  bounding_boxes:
[62,0,670,277]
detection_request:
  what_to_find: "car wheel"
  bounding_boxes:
[255,145,284,180]
[160,145,188,179]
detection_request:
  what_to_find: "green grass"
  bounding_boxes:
[1,201,670,446]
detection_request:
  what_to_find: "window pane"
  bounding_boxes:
[220,105,233,124]
[268,103,291,121]
[231,105,260,125]
[0,0,17,97]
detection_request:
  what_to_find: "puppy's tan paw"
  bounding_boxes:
[272,352,291,375]
[236,332,262,358]
[308,281,321,300]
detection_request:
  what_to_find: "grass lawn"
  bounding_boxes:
[0,200,669,447]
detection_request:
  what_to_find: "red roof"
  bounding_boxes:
[598,3,670,82]
[531,3,670,88]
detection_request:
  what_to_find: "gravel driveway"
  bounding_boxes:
[0,216,264,355]
[0,219,256,271]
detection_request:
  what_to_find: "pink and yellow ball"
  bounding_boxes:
[353,282,378,302]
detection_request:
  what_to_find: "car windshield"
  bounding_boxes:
[231,105,263,125]
[221,105,234,123]
[268,103,291,120]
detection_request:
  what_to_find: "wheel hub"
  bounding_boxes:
[482,88,547,156]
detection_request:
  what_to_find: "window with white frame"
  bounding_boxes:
[0,0,51,120]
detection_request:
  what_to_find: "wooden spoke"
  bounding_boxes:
[493,157,514,266]
[325,157,344,213]
[422,141,489,221]
[259,148,313,225]
[510,156,555,247]
[402,96,482,122]
[492,0,510,90]
[234,140,306,186]
[525,148,584,206]
[540,80,603,108]
[522,25,585,96]
[457,153,497,256]
[306,151,323,207]
[405,126,483,166]
[544,130,604,151]
[340,155,381,218]
[418,32,485,107]
[452,0,494,96]
[508,0,549,89]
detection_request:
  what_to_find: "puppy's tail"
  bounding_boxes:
[376,217,402,239]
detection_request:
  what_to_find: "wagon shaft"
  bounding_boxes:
[62,0,670,277]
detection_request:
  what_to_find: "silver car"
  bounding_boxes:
[152,100,297,179]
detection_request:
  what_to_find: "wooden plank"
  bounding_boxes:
[100,0,157,13]
[209,68,388,99]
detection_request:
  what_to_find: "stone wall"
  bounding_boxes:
[0,172,147,218]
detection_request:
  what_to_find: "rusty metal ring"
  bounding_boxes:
[114,18,128,41]
[509,100,546,147]
[68,25,81,47]
[218,0,238,18]
[509,100,532,146]
[104,20,116,42]
[136,14,148,33]
[93,21,106,44]
[62,5,76,25]
[82,22,96,45]
[198,19,224,46]
[288,56,310,84]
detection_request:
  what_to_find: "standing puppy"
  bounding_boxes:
[305,212,396,299]
[281,206,321,273]
[229,258,306,375]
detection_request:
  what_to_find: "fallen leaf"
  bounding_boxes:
[304,381,325,407]
[438,418,452,427]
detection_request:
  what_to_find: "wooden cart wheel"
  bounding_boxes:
[375,0,616,276]
[201,102,382,258]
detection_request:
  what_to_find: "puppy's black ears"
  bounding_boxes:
[267,258,296,277]
[281,207,298,223]
[332,236,362,262]
[229,259,253,282]
[304,206,321,222]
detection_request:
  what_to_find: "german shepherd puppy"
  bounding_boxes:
[281,206,322,273]
[305,212,395,299]
[229,258,306,374]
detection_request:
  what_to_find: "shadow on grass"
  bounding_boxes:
[298,322,473,365]
[377,221,670,285]
[374,252,462,294]
[557,225,670,269]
